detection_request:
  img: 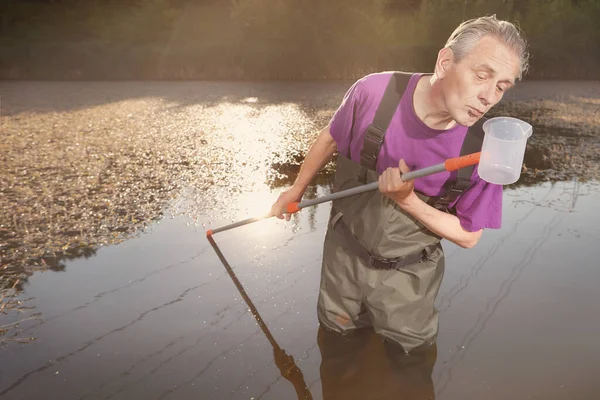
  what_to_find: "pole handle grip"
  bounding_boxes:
[286,202,300,214]
[444,152,481,172]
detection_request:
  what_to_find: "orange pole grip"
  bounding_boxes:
[444,152,481,172]
[286,202,300,214]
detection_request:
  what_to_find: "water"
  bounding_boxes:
[1,180,598,400]
[1,81,600,400]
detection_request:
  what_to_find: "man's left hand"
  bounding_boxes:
[379,159,414,204]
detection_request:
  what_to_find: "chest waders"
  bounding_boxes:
[317,72,485,351]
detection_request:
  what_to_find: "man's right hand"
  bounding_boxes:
[269,188,304,221]
[268,124,337,222]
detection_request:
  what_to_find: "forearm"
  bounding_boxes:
[396,192,482,248]
[291,125,338,193]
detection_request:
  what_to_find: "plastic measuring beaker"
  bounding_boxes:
[478,117,533,185]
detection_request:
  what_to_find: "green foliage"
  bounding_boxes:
[1,0,599,79]
[86,0,179,44]
[1,0,178,44]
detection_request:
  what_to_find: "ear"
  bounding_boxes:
[435,47,454,80]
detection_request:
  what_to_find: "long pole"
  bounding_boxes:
[206,152,480,237]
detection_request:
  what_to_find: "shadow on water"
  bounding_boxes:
[208,235,314,400]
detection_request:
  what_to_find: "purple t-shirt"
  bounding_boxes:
[329,72,502,232]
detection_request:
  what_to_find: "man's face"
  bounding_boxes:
[439,35,521,127]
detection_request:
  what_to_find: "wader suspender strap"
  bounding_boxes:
[357,71,486,212]
[427,117,486,212]
[359,72,411,170]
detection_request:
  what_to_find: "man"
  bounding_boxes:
[270,15,529,352]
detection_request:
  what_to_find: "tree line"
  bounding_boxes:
[1,0,599,80]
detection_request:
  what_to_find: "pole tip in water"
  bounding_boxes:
[206,229,213,237]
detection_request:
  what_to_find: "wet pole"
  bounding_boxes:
[207,236,313,400]
[206,152,481,237]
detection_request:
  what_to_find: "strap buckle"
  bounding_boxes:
[448,177,472,192]
[368,248,430,270]
[364,125,385,146]
[369,255,396,268]
[361,125,386,170]
[432,177,472,207]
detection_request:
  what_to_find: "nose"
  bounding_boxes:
[478,82,497,107]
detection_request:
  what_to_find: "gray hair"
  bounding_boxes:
[445,15,529,80]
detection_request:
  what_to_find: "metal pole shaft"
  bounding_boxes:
[210,215,270,235]
[297,163,445,210]
[401,163,446,181]
[207,162,448,236]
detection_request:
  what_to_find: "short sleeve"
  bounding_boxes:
[452,168,503,232]
[329,80,362,157]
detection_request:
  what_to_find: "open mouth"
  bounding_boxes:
[468,107,483,118]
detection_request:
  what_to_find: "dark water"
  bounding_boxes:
[1,180,599,399]
[1,81,600,399]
